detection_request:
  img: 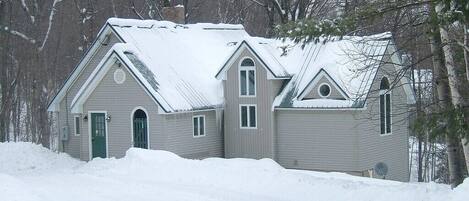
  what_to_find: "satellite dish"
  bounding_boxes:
[374,162,388,177]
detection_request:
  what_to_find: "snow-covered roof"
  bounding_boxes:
[107,18,249,112]
[215,39,292,79]
[52,18,411,113]
[269,34,392,108]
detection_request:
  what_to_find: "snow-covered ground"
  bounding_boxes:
[0,142,467,201]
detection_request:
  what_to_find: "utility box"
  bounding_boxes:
[61,126,69,141]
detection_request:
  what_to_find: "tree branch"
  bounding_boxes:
[129,0,144,20]
[0,26,36,44]
[20,0,35,23]
[38,0,63,52]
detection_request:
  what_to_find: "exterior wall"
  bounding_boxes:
[274,49,410,182]
[275,110,360,172]
[223,47,283,159]
[161,111,223,159]
[356,52,410,182]
[81,62,222,160]
[303,76,345,100]
[58,33,121,158]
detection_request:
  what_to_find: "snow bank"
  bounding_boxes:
[0,142,82,175]
[0,142,467,201]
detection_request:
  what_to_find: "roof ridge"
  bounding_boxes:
[107,18,245,31]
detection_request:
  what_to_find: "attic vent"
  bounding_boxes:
[318,83,331,98]
[174,24,188,29]
[227,42,238,46]
[114,69,126,84]
[137,25,154,29]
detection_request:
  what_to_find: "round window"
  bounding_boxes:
[318,83,331,98]
[113,69,126,84]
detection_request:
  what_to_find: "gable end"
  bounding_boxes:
[47,23,125,112]
[298,69,350,101]
[215,41,291,80]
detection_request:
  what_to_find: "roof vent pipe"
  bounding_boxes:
[162,5,185,24]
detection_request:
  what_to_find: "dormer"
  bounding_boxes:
[298,69,348,100]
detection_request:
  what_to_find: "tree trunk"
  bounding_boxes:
[462,24,469,175]
[436,4,469,177]
[464,24,469,81]
[429,27,465,187]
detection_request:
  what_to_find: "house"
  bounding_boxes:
[47,18,415,182]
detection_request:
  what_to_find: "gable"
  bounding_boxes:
[70,47,169,114]
[272,36,403,109]
[386,44,416,104]
[299,69,348,100]
[82,58,158,114]
[215,40,291,80]
[47,24,123,112]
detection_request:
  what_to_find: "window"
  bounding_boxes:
[379,77,391,135]
[318,83,331,98]
[193,115,205,137]
[74,116,81,136]
[239,58,256,96]
[240,104,256,128]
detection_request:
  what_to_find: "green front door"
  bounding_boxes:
[91,113,106,158]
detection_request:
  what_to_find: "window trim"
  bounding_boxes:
[239,104,257,129]
[192,115,206,138]
[74,115,81,136]
[239,57,256,97]
[379,82,392,136]
[317,83,331,98]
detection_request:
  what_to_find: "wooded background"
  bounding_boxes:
[1,0,468,187]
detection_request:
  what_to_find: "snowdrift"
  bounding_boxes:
[0,142,467,201]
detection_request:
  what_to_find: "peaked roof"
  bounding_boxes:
[298,68,350,100]
[49,18,415,114]
[215,39,291,79]
[269,34,393,108]
[107,18,250,112]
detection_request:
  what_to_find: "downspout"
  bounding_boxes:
[63,90,69,152]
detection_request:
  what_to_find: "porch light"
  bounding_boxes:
[106,115,111,122]
[83,115,88,121]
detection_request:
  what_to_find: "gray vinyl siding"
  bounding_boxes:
[356,51,410,182]
[162,112,222,159]
[303,76,345,100]
[274,48,410,182]
[223,47,283,159]
[276,110,360,172]
[58,33,121,159]
[82,62,222,160]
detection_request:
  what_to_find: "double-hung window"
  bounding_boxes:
[193,115,205,137]
[239,58,256,96]
[240,104,256,129]
[379,77,391,135]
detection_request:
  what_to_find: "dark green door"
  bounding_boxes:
[91,113,106,158]
[133,109,148,149]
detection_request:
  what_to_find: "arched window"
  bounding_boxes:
[239,58,256,96]
[379,77,391,134]
[132,109,148,148]
[241,58,255,66]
